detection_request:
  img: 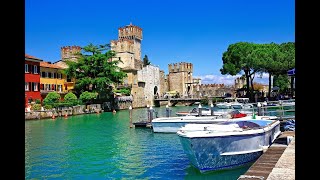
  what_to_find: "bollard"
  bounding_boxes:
[279,100,284,117]
[262,101,268,116]
[149,106,154,122]
[198,104,202,117]
[166,105,170,117]
[257,102,262,116]
[146,104,150,122]
[129,106,133,128]
[210,103,214,116]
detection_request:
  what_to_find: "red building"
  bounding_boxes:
[25,54,43,107]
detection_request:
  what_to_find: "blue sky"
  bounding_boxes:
[25,0,294,85]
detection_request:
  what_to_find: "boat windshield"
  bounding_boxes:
[236,98,249,104]
[224,98,235,103]
[190,107,210,113]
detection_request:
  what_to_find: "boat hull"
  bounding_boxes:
[178,122,280,172]
[152,120,224,133]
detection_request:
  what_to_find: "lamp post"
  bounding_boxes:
[129,105,133,128]
[198,104,202,116]
[210,103,214,116]
[166,105,170,117]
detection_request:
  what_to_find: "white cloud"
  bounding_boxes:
[194,73,270,85]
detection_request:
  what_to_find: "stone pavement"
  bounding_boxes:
[266,137,295,180]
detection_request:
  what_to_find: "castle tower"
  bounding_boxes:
[61,46,81,62]
[167,62,194,97]
[111,23,143,71]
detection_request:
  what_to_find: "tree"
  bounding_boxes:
[64,92,78,105]
[220,42,262,100]
[258,42,295,97]
[253,43,281,97]
[273,74,290,93]
[143,55,151,67]
[79,91,98,104]
[43,92,61,105]
[64,43,127,101]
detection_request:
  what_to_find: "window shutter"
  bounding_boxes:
[31,82,34,91]
[29,65,32,73]
[37,66,40,74]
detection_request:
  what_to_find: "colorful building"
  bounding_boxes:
[40,61,69,100]
[25,54,43,106]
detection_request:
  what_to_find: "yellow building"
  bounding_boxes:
[40,61,71,99]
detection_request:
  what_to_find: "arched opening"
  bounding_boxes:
[154,86,158,95]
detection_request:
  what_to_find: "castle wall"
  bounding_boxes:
[167,62,193,97]
[131,86,145,108]
[193,84,235,97]
[159,70,168,96]
[137,65,160,106]
[61,46,81,61]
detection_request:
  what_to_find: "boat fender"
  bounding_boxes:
[262,146,268,153]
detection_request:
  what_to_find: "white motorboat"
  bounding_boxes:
[152,111,277,133]
[177,118,281,173]
[216,98,254,109]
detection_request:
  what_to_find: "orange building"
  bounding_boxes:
[40,61,69,100]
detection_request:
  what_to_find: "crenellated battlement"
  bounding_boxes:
[193,83,225,88]
[168,62,193,73]
[118,23,143,40]
[61,45,81,61]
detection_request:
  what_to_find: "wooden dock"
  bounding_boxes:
[132,120,152,128]
[238,131,295,180]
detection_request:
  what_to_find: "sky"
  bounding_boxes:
[25,0,295,85]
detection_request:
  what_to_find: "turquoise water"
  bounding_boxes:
[25,106,252,179]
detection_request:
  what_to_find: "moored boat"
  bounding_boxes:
[152,111,277,133]
[177,118,281,173]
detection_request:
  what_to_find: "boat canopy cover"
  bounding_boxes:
[287,68,295,76]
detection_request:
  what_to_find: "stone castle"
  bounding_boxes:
[53,23,236,109]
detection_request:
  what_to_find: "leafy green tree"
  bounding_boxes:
[252,43,281,97]
[143,55,151,67]
[279,42,295,96]
[273,74,290,93]
[220,42,261,99]
[64,92,78,105]
[79,91,98,104]
[43,92,61,105]
[64,43,127,101]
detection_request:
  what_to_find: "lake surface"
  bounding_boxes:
[25,105,254,180]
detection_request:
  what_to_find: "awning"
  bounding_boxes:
[287,68,295,76]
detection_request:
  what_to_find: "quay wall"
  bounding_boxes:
[25,104,102,120]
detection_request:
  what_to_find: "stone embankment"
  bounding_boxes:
[25,104,103,120]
